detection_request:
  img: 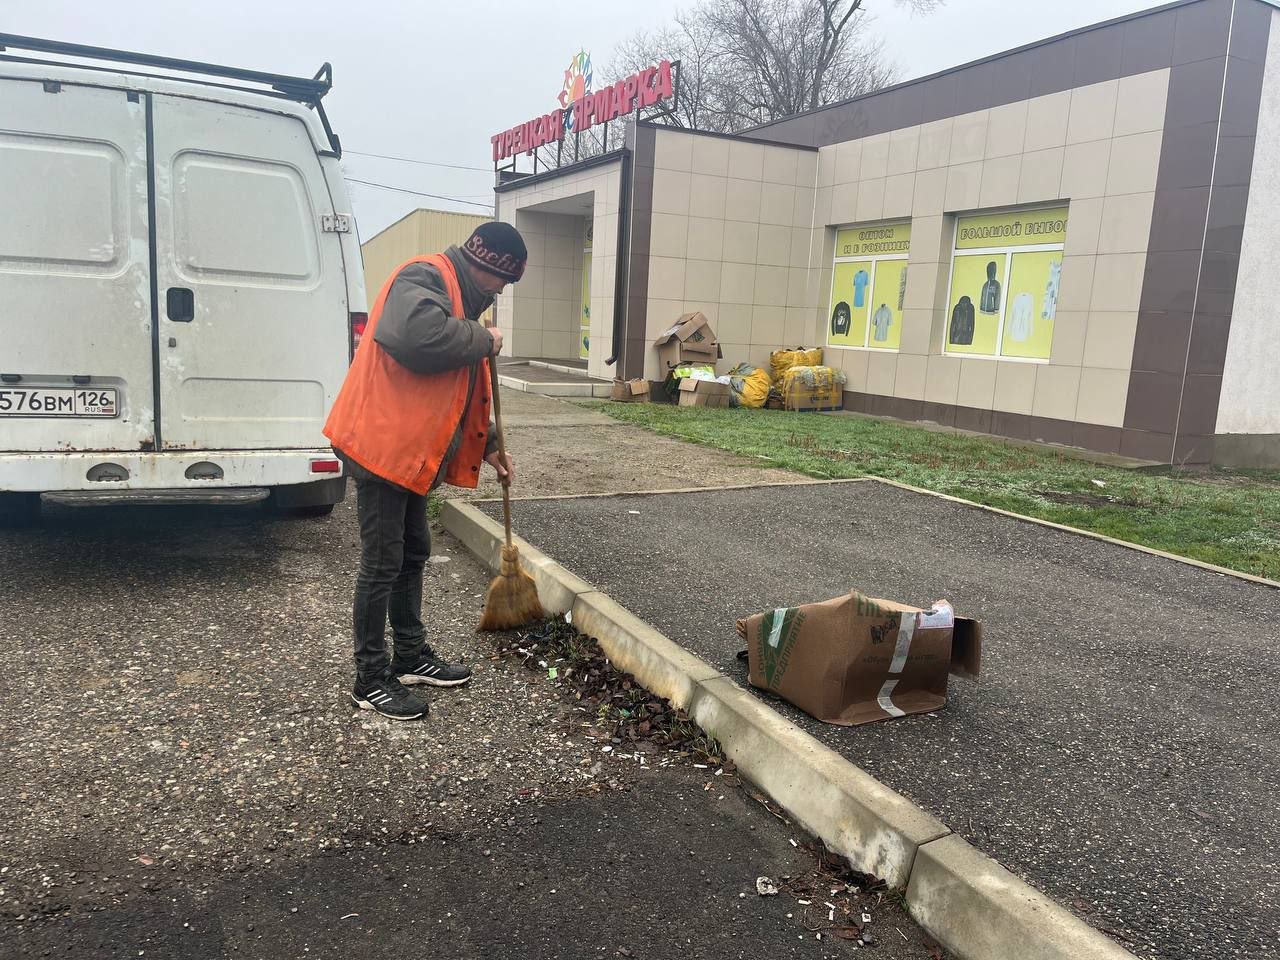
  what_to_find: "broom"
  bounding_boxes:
[478,356,546,631]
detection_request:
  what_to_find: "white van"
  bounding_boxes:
[0,35,365,523]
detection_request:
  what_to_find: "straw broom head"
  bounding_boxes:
[479,544,546,631]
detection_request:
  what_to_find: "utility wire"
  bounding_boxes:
[345,149,491,173]
[345,177,494,211]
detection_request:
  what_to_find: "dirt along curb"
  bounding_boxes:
[439,498,1140,960]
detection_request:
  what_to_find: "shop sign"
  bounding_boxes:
[491,59,674,162]
[954,207,1069,249]
[835,221,912,258]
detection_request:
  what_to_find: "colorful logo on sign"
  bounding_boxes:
[559,50,594,132]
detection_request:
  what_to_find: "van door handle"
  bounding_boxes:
[167,287,195,322]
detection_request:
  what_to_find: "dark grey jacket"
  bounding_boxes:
[373,246,496,373]
[342,246,499,490]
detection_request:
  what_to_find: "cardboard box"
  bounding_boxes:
[737,591,982,726]
[654,312,723,372]
[610,378,651,402]
[677,378,731,408]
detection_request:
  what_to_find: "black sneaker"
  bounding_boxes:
[351,674,429,721]
[392,645,473,688]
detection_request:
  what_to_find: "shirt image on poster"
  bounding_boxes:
[853,269,870,308]
[872,304,893,342]
[868,259,906,349]
[1009,292,1034,342]
[979,260,1002,314]
[1042,259,1061,320]
[947,254,1006,355]
[950,297,975,345]
[1002,252,1061,359]
[831,301,853,338]
[828,259,872,347]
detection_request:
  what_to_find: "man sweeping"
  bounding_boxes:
[323,222,527,721]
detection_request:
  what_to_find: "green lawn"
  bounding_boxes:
[595,402,1280,580]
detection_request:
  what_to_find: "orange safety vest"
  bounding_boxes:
[323,254,491,494]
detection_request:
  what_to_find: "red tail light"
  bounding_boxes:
[349,312,369,359]
[310,458,341,474]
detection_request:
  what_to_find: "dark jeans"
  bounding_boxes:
[352,472,430,682]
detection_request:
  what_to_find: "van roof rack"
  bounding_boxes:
[0,33,342,155]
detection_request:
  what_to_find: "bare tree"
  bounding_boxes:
[610,0,942,134]
[610,11,723,131]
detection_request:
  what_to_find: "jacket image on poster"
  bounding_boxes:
[980,261,1002,314]
[831,301,853,338]
[1042,259,1062,320]
[853,269,870,308]
[872,304,893,342]
[1009,292,1034,342]
[950,296,975,345]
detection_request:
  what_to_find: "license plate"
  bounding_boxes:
[0,387,118,418]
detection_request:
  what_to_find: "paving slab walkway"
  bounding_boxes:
[477,481,1280,960]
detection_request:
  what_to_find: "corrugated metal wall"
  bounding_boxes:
[360,209,492,311]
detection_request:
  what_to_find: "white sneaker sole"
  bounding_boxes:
[350,693,426,721]
[397,672,472,688]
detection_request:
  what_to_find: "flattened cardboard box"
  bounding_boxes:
[677,378,731,408]
[654,312,723,372]
[737,591,982,726]
[610,378,650,402]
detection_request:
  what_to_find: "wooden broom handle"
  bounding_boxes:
[487,356,514,548]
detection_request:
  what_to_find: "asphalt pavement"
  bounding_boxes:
[0,497,939,960]
[479,480,1280,960]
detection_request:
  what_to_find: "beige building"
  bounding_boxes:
[360,208,492,309]
[495,0,1280,468]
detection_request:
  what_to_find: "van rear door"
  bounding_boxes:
[150,95,349,451]
[0,79,156,452]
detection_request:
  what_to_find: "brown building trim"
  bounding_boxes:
[635,119,818,152]
[843,391,1126,458]
[621,124,657,380]
[1127,0,1272,465]
[493,150,626,195]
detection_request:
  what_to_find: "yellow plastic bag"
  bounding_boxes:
[780,365,846,411]
[769,347,823,383]
[728,364,771,408]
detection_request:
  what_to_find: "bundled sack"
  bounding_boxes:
[727,363,771,409]
[780,365,847,411]
[736,590,982,726]
[769,347,823,383]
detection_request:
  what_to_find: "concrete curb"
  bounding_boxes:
[907,835,1134,960]
[438,498,1139,960]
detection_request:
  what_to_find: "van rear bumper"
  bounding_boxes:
[0,449,343,493]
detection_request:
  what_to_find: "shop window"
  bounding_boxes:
[944,206,1067,361]
[827,221,911,351]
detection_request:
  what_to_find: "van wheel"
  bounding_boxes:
[0,492,40,527]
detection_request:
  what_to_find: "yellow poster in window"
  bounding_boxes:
[834,221,912,258]
[947,254,1006,356]
[580,249,591,360]
[867,260,907,349]
[1001,251,1061,360]
[828,259,873,347]
[955,207,1068,250]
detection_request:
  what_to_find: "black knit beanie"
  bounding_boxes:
[460,222,527,283]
